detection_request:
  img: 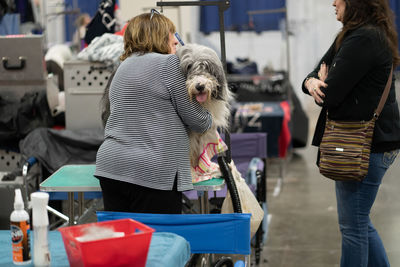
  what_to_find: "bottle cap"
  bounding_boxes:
[14,189,24,210]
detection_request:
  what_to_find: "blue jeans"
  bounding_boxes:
[335,149,399,267]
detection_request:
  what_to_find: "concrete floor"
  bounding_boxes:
[45,90,400,267]
[260,103,400,267]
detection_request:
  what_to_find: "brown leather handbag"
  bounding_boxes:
[319,67,393,181]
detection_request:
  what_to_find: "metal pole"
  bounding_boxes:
[218,2,229,74]
[246,7,290,80]
[285,9,291,82]
[157,0,232,162]
[156,0,230,73]
[247,7,286,16]
[68,192,74,225]
[158,1,228,7]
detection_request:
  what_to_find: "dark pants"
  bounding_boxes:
[98,176,182,214]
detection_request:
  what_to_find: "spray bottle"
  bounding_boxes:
[31,192,51,267]
[10,188,31,265]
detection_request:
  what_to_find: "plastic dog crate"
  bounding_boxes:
[0,150,40,229]
[64,60,112,130]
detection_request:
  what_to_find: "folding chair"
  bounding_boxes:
[97,211,251,267]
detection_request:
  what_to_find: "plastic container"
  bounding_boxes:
[10,188,31,265]
[58,219,154,267]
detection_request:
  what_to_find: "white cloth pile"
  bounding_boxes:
[77,33,124,71]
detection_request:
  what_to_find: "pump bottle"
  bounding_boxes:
[31,192,51,267]
[10,188,31,265]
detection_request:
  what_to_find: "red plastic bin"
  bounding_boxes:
[58,219,155,267]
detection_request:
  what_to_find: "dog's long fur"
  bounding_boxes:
[100,44,233,171]
[176,44,233,168]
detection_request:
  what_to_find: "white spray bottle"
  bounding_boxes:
[10,188,31,265]
[31,192,51,267]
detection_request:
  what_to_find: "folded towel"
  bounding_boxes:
[192,131,227,183]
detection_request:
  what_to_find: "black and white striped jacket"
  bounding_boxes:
[95,53,212,191]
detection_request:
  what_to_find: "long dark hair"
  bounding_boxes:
[336,0,400,66]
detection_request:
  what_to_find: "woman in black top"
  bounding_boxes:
[302,0,400,266]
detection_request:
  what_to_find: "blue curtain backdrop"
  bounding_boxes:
[390,0,400,67]
[61,1,399,54]
[200,0,399,38]
[200,0,286,34]
[64,0,103,41]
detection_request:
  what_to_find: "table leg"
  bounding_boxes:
[68,192,74,226]
[78,192,84,217]
[199,191,210,214]
[197,192,204,214]
[264,158,268,202]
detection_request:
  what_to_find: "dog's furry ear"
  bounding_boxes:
[205,51,231,102]
[214,61,226,87]
[176,44,195,75]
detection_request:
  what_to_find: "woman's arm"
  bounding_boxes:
[302,41,336,95]
[164,55,212,133]
[321,31,377,108]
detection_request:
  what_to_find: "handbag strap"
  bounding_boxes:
[374,66,393,118]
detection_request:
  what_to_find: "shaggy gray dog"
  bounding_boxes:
[100,44,233,172]
[176,44,234,169]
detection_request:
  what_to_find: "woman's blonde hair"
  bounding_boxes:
[120,12,176,61]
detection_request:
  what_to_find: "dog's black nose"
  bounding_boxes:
[196,84,205,92]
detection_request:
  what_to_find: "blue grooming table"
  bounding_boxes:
[40,164,226,223]
[40,165,101,226]
[0,230,190,267]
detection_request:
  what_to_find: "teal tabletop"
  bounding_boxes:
[40,165,100,192]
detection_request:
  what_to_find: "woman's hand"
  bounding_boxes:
[305,77,327,105]
[318,62,329,82]
[305,62,328,105]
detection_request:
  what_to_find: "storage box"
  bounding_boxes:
[64,60,112,130]
[58,219,154,267]
[0,35,46,101]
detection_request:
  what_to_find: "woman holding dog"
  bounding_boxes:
[95,12,212,214]
[302,0,400,266]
